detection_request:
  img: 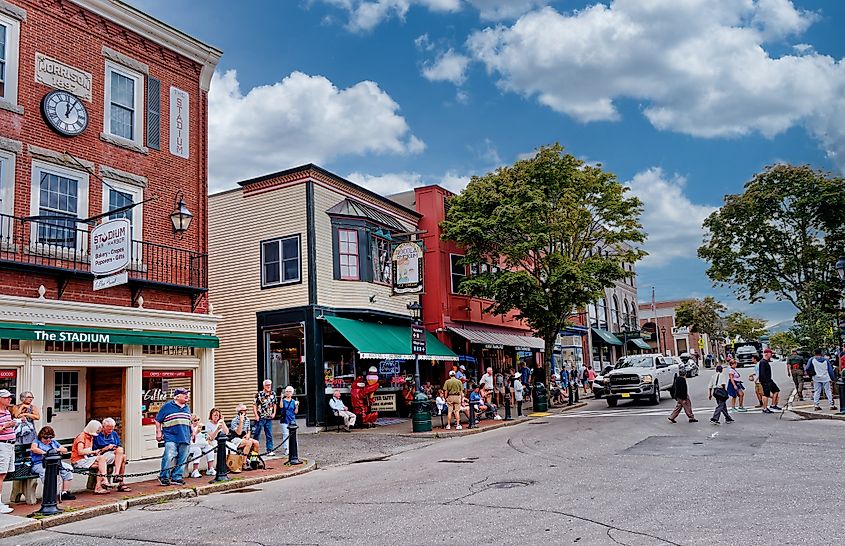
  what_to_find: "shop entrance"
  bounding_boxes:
[265,326,307,415]
[87,367,126,434]
[44,367,86,442]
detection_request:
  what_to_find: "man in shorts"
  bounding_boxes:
[443,371,464,430]
[759,348,781,413]
[786,349,806,400]
[0,389,16,513]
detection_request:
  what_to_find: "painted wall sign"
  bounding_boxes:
[35,53,92,101]
[91,218,131,275]
[142,370,193,379]
[0,370,17,379]
[371,393,397,412]
[392,241,424,294]
[93,270,128,291]
[671,326,690,335]
[169,86,190,158]
[35,330,110,343]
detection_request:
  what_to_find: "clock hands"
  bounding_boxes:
[66,101,73,118]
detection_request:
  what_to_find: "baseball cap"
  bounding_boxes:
[173,387,189,396]
[0,389,11,398]
[763,348,773,354]
[449,370,456,376]
[459,365,466,370]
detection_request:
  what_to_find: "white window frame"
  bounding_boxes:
[449,253,467,294]
[103,61,144,146]
[0,149,14,216]
[0,13,20,107]
[261,234,301,288]
[337,228,359,281]
[101,179,143,242]
[29,161,90,252]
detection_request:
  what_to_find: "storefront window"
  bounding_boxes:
[0,339,20,351]
[53,370,79,412]
[372,235,391,285]
[266,327,306,405]
[141,370,193,425]
[0,370,16,399]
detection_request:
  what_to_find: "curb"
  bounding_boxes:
[791,409,845,421]
[0,459,316,539]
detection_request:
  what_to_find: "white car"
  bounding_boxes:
[602,354,679,407]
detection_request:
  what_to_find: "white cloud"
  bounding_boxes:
[466,1,845,172]
[207,70,424,192]
[466,0,547,21]
[347,170,470,194]
[625,167,717,268]
[422,49,471,84]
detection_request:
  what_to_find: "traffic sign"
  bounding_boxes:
[411,324,426,355]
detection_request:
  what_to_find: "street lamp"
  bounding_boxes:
[170,191,193,235]
[660,326,667,356]
[835,256,845,413]
[407,301,422,391]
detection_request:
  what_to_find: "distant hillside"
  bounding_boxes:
[766,320,794,334]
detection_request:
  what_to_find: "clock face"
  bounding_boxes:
[41,90,89,137]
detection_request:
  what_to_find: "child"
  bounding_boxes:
[435,389,447,415]
[748,373,764,408]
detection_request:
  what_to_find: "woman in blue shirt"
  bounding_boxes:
[278,386,298,456]
[30,426,76,500]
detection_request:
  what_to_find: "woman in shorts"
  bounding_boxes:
[727,359,747,412]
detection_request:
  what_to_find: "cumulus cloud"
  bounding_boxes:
[466,0,547,21]
[207,70,424,192]
[422,49,471,84]
[625,168,717,268]
[466,0,845,171]
[346,170,471,194]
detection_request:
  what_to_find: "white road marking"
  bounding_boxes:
[710,431,719,438]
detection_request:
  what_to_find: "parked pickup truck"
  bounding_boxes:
[601,354,679,407]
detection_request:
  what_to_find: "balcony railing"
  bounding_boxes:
[0,213,206,290]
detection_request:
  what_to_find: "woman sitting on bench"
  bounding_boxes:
[71,420,112,494]
[30,426,75,501]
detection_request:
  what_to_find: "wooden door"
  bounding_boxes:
[87,368,126,436]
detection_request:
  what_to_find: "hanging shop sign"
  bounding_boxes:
[671,326,690,335]
[91,218,131,276]
[392,242,423,294]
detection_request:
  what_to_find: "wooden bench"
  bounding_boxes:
[3,445,39,505]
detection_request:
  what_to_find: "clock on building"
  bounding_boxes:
[40,90,89,137]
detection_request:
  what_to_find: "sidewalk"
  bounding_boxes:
[787,382,845,421]
[0,457,315,539]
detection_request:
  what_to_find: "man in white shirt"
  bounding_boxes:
[329,390,356,431]
[480,367,494,403]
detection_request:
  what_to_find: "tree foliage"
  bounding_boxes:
[699,164,845,316]
[440,143,646,361]
[790,309,838,351]
[768,331,798,356]
[674,297,727,339]
[724,312,767,342]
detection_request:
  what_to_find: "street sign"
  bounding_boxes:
[93,270,128,291]
[411,324,426,355]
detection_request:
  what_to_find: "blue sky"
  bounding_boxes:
[129,0,845,325]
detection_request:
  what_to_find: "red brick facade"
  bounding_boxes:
[0,0,220,311]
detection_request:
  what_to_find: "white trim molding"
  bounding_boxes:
[0,0,25,21]
[101,45,148,75]
[99,164,147,188]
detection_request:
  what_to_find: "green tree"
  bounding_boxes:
[790,309,837,350]
[674,297,727,340]
[768,331,798,356]
[724,312,767,341]
[699,164,845,317]
[441,143,646,370]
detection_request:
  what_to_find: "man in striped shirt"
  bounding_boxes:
[0,389,16,513]
[155,388,192,486]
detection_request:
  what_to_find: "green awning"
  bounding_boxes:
[591,328,623,346]
[628,338,652,350]
[0,322,219,348]
[325,316,458,361]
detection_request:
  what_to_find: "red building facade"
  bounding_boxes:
[0,0,221,460]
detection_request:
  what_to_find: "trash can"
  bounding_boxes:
[411,393,432,433]
[533,382,548,412]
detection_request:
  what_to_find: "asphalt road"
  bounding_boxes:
[9,360,844,546]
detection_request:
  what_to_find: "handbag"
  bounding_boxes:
[226,453,244,473]
[712,373,728,401]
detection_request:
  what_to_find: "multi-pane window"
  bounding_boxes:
[38,172,79,249]
[110,71,135,140]
[338,228,359,280]
[450,254,466,293]
[372,235,391,284]
[108,188,133,221]
[53,371,79,412]
[0,22,6,98]
[261,235,300,287]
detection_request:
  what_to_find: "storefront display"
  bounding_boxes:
[141,370,193,425]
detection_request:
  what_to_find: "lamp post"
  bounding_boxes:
[660,326,667,356]
[170,191,194,235]
[407,301,422,391]
[835,256,845,413]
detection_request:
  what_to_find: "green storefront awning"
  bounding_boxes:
[0,322,219,348]
[628,338,652,350]
[591,328,623,346]
[325,316,459,361]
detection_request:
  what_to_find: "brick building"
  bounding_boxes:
[638,299,715,358]
[0,0,220,459]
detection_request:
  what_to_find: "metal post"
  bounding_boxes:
[468,398,476,428]
[212,435,230,482]
[504,381,512,420]
[286,422,302,465]
[414,353,421,392]
[34,450,62,516]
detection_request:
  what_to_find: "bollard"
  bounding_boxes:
[34,449,62,516]
[839,375,845,414]
[504,382,512,420]
[286,422,302,465]
[212,435,230,483]
[468,399,476,429]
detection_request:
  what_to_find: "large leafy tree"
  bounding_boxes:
[768,331,798,356]
[699,164,845,317]
[724,312,767,342]
[674,297,727,340]
[440,143,646,369]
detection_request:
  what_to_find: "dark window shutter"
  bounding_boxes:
[146,77,161,150]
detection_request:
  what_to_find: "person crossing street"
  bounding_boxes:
[668,370,698,423]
